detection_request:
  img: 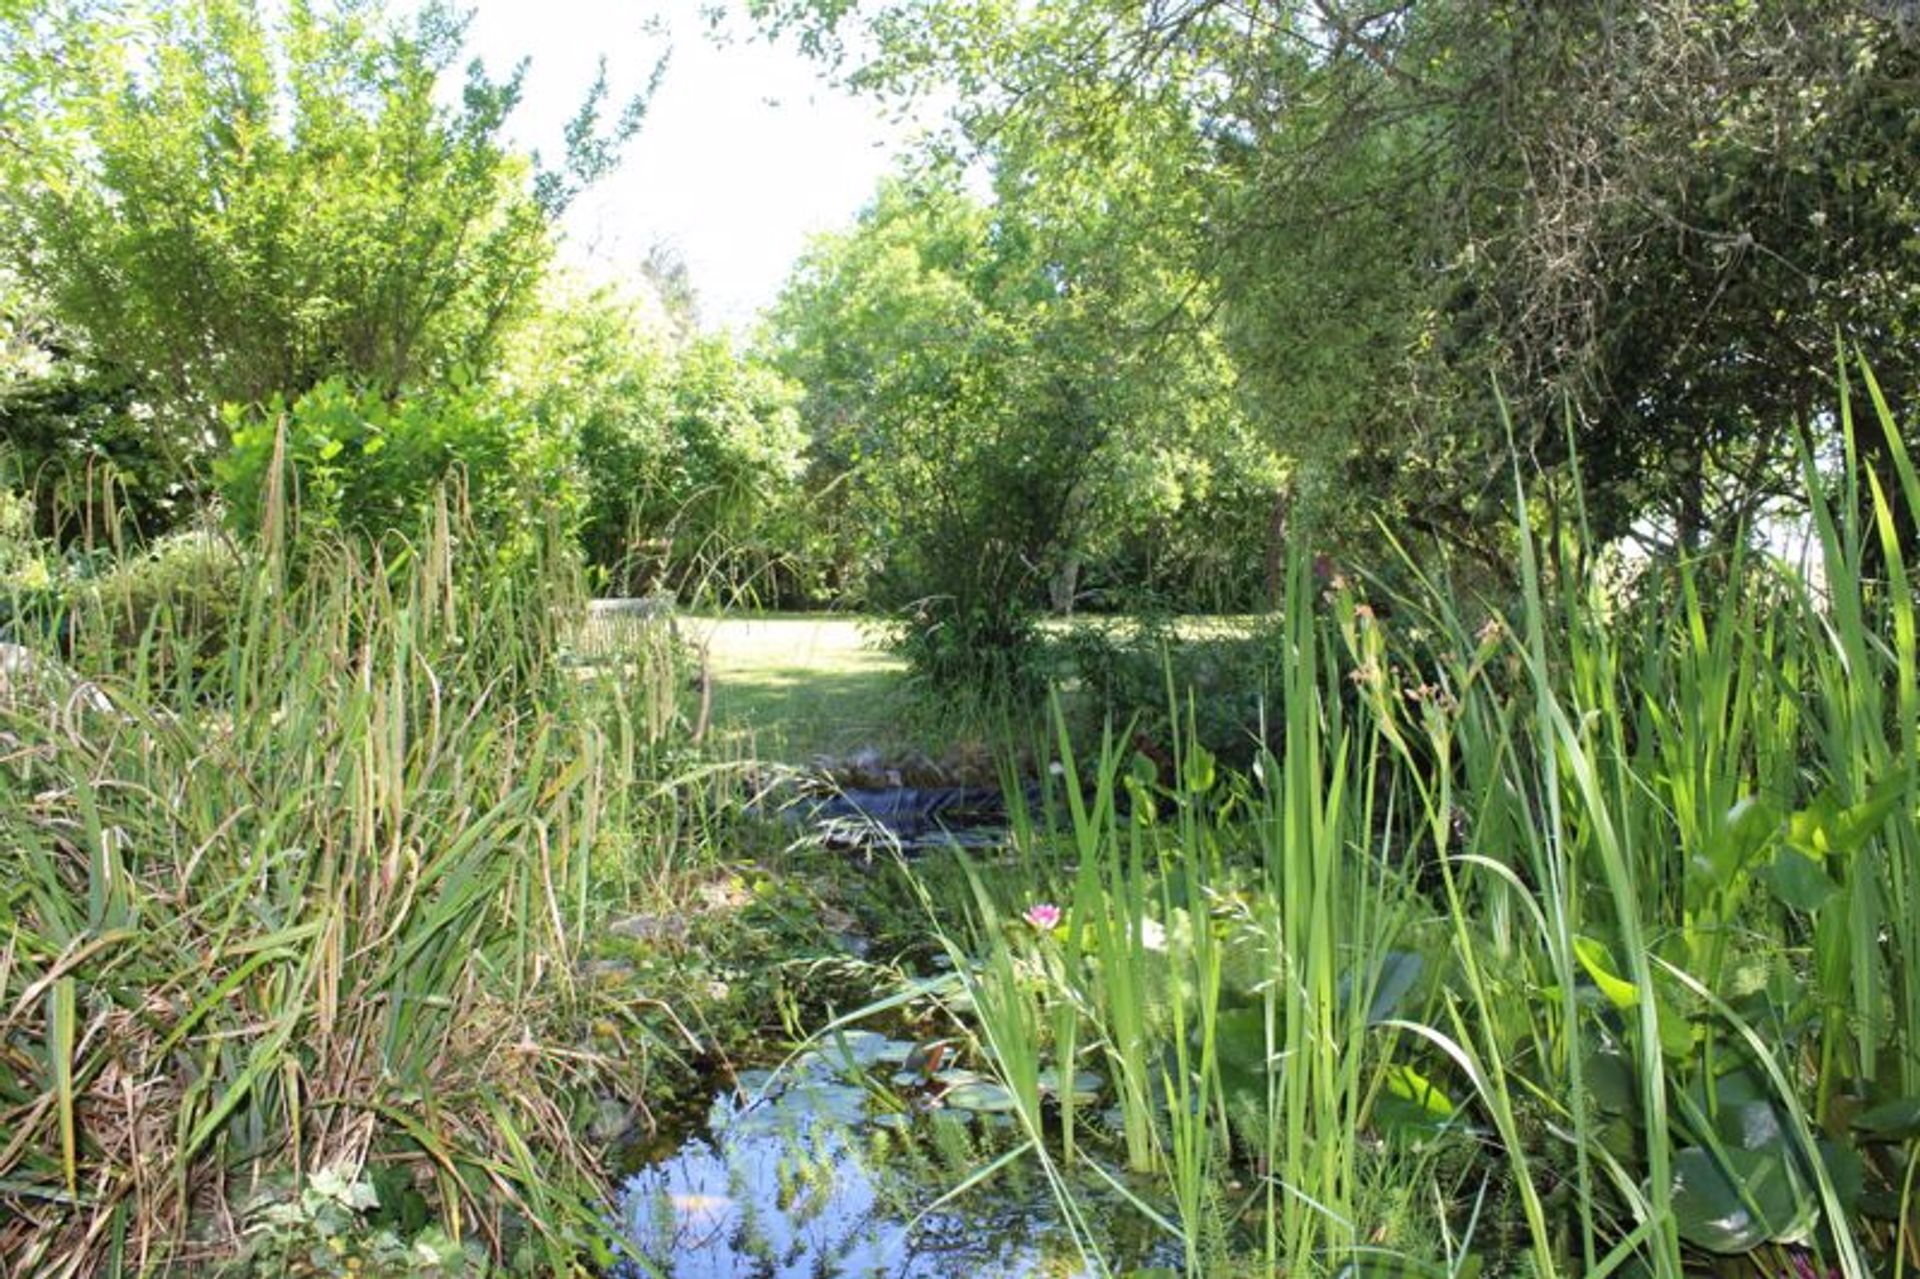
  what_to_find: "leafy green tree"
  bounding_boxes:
[214,373,574,563]
[508,279,807,601]
[0,266,191,543]
[754,0,1920,568]
[1,0,650,474]
[767,163,1276,682]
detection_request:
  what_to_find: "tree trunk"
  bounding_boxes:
[1049,551,1081,616]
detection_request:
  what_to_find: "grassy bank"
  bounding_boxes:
[0,506,697,1276]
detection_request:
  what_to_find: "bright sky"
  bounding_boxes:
[454,0,921,332]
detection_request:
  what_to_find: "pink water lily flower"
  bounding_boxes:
[1023,902,1063,931]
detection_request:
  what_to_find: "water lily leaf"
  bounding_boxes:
[1669,1145,1813,1253]
[1760,850,1837,913]
[733,1068,778,1096]
[1596,1115,1640,1162]
[943,1080,1021,1113]
[1582,1044,1638,1116]
[1691,1066,1769,1108]
[1712,1099,1788,1153]
[1852,1096,1920,1139]
[1815,1139,1865,1210]
[1035,1068,1104,1102]
[1573,936,1639,1010]
[808,1029,906,1073]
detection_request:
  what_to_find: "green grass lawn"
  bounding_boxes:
[681,614,917,760]
[674,610,1277,764]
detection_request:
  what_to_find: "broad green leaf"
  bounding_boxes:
[1852,1096,1920,1139]
[1759,850,1837,913]
[1669,1145,1813,1253]
[1383,1062,1454,1118]
[1573,935,1639,1010]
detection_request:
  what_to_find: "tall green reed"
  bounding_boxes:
[925,362,1916,1278]
[0,481,692,1276]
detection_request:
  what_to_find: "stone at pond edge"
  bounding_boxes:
[607,914,690,946]
[590,1098,634,1143]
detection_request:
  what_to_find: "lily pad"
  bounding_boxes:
[1582,1044,1639,1116]
[726,1080,870,1136]
[943,1080,1022,1114]
[1760,850,1837,913]
[1853,1096,1920,1140]
[1035,1068,1105,1103]
[1669,1145,1814,1253]
[803,1029,913,1075]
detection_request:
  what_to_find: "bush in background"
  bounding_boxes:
[216,376,576,562]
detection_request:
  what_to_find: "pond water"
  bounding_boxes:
[611,1033,1170,1279]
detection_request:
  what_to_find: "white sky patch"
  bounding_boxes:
[451,0,925,331]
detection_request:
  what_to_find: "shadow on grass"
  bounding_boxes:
[707,663,919,760]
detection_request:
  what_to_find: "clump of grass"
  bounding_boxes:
[0,487,692,1275]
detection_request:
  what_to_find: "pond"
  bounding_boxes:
[611,1031,1172,1279]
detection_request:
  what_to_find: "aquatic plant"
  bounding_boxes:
[925,361,1920,1278]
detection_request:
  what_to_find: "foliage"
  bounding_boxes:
[908,367,1920,1278]
[1055,615,1289,766]
[753,0,1920,567]
[0,493,695,1276]
[0,0,650,471]
[216,375,575,561]
[509,281,808,602]
[70,524,245,681]
[890,596,1051,699]
[218,1166,482,1279]
[1,270,185,544]
[767,168,1278,684]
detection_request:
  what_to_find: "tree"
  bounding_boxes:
[0,0,651,476]
[766,163,1275,681]
[753,0,1920,567]
[508,278,807,601]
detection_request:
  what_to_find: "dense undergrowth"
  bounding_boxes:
[902,372,1920,1278]
[3,368,1918,1279]
[0,486,700,1276]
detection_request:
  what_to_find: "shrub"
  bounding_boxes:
[889,596,1050,698]
[216,376,576,561]
[67,526,244,686]
[1057,613,1289,765]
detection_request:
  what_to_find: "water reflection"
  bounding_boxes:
[616,1073,1099,1278]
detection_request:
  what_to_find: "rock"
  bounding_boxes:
[607,914,690,947]
[577,958,636,986]
[896,750,949,788]
[589,1097,634,1144]
[839,747,892,790]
